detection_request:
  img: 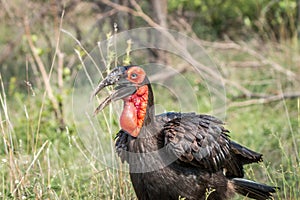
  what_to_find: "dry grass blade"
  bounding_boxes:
[12,141,49,195]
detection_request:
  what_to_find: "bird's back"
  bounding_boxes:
[115,112,273,200]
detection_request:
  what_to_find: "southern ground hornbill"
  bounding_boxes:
[92,65,277,200]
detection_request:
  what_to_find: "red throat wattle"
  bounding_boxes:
[120,85,149,137]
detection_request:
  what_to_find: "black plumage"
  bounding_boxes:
[93,65,278,200]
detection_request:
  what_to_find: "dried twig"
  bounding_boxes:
[228,61,261,68]
[149,64,188,82]
[100,0,160,27]
[23,16,61,118]
[228,92,300,108]
[23,9,66,128]
[171,16,299,81]
[238,41,298,81]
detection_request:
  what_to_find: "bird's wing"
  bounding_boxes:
[163,113,244,176]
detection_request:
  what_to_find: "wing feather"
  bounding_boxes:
[164,113,233,173]
[116,112,263,178]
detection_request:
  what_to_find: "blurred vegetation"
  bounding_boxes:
[168,0,298,40]
[0,0,299,199]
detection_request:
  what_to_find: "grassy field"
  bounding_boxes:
[1,36,299,200]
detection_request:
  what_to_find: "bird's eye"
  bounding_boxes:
[131,73,138,79]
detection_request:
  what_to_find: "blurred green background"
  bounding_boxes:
[0,0,299,199]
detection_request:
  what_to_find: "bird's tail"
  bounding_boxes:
[232,178,278,200]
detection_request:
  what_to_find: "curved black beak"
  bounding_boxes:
[91,67,124,98]
[91,66,137,115]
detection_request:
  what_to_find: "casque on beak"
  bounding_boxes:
[91,66,137,115]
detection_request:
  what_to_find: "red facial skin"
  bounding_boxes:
[119,67,148,137]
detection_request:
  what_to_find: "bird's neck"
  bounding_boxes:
[120,84,155,137]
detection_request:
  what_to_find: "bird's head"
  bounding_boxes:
[92,65,154,137]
